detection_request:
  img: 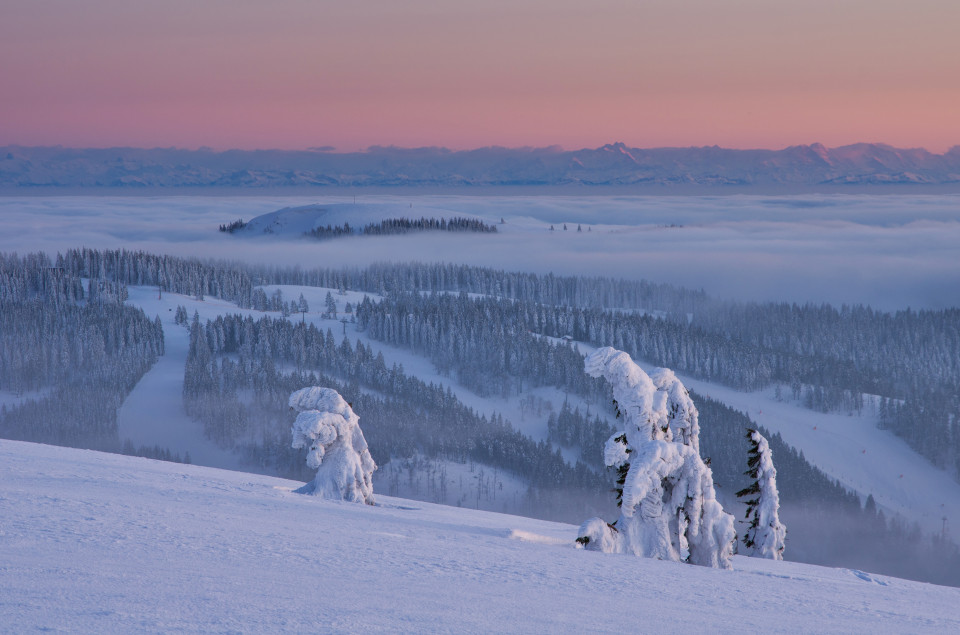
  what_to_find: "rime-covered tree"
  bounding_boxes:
[736,429,786,560]
[289,386,376,504]
[324,291,337,318]
[576,347,735,569]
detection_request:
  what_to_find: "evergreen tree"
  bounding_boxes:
[736,429,787,560]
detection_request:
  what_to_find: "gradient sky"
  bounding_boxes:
[2,0,958,151]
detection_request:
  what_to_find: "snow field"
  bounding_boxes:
[2,439,959,633]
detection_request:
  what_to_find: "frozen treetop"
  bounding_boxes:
[290,387,376,504]
[585,347,700,452]
[289,386,352,414]
[651,367,700,454]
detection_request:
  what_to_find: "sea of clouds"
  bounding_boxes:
[2,194,958,311]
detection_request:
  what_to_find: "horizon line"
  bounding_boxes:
[4,141,959,155]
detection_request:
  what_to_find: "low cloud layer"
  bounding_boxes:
[2,194,958,310]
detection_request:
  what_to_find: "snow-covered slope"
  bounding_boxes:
[121,284,960,538]
[2,439,958,633]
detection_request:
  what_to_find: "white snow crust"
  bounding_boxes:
[2,439,959,633]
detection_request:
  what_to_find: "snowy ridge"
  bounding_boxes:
[2,439,958,632]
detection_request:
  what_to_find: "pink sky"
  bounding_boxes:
[2,0,958,152]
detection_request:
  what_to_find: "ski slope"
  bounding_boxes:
[540,335,960,537]
[2,439,958,633]
[677,378,960,538]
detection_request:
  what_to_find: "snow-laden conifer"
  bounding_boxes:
[290,387,376,504]
[736,429,786,559]
[576,347,735,569]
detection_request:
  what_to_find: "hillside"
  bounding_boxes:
[232,202,490,237]
[2,439,959,633]
[117,282,960,540]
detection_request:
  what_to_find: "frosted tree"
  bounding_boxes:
[576,347,735,569]
[736,429,786,560]
[324,291,337,318]
[290,386,376,504]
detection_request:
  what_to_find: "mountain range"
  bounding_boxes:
[3,143,960,190]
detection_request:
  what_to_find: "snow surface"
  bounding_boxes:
[2,439,959,633]
[117,286,252,471]
[0,389,50,411]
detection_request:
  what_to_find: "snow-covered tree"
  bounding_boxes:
[290,386,376,504]
[576,347,735,569]
[736,429,786,560]
[324,291,337,318]
[174,305,188,326]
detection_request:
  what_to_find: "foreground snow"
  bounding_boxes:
[2,440,958,633]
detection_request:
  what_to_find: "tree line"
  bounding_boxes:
[44,248,960,475]
[0,252,164,450]
[304,216,498,240]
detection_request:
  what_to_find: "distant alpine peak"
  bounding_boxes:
[3,142,960,189]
